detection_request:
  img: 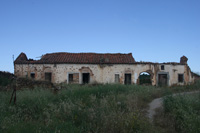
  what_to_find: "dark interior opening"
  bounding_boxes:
[161,65,165,70]
[45,72,52,82]
[30,73,35,79]
[82,73,90,84]
[178,74,184,83]
[69,74,73,83]
[124,74,131,85]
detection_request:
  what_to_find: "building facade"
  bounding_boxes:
[14,52,195,86]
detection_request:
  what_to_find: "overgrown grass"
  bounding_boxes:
[152,80,200,133]
[1,85,156,132]
[163,93,200,133]
[0,81,200,132]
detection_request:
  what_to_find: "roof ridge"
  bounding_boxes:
[44,52,132,55]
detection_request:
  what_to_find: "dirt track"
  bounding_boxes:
[147,91,200,122]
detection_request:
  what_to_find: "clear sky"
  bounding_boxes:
[0,0,200,73]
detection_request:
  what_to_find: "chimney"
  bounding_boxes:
[180,56,188,64]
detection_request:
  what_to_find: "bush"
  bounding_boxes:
[0,71,14,87]
[0,77,12,86]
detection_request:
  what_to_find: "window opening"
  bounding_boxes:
[161,65,165,70]
[178,74,184,83]
[68,73,79,84]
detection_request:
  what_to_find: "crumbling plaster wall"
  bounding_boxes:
[14,64,56,82]
[14,63,193,85]
[160,64,184,86]
[184,65,195,84]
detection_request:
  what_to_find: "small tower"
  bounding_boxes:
[180,56,188,64]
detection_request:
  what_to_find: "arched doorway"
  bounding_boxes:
[138,72,152,85]
[79,67,93,84]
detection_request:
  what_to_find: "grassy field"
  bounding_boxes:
[164,93,200,133]
[0,81,200,133]
[153,92,200,133]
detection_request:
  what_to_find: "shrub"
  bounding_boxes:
[0,77,12,86]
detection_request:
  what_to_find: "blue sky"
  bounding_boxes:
[0,0,200,73]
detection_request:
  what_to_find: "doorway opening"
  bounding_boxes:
[139,72,152,85]
[124,74,131,85]
[115,74,120,83]
[45,72,52,82]
[82,73,90,84]
[158,74,168,86]
[30,72,35,79]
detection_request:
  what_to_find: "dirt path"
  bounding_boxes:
[147,91,200,122]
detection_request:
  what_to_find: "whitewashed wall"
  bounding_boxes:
[14,63,194,86]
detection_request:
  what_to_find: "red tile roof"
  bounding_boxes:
[14,52,136,64]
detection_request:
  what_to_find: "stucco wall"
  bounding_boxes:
[14,63,194,86]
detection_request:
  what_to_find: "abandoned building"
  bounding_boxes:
[14,52,195,86]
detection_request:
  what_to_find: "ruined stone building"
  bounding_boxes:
[14,52,195,86]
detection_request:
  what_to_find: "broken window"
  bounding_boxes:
[82,73,90,84]
[115,74,120,83]
[124,74,131,85]
[178,74,184,83]
[68,73,79,84]
[30,72,35,79]
[161,65,165,70]
[45,72,52,82]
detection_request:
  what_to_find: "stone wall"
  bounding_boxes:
[14,63,194,86]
